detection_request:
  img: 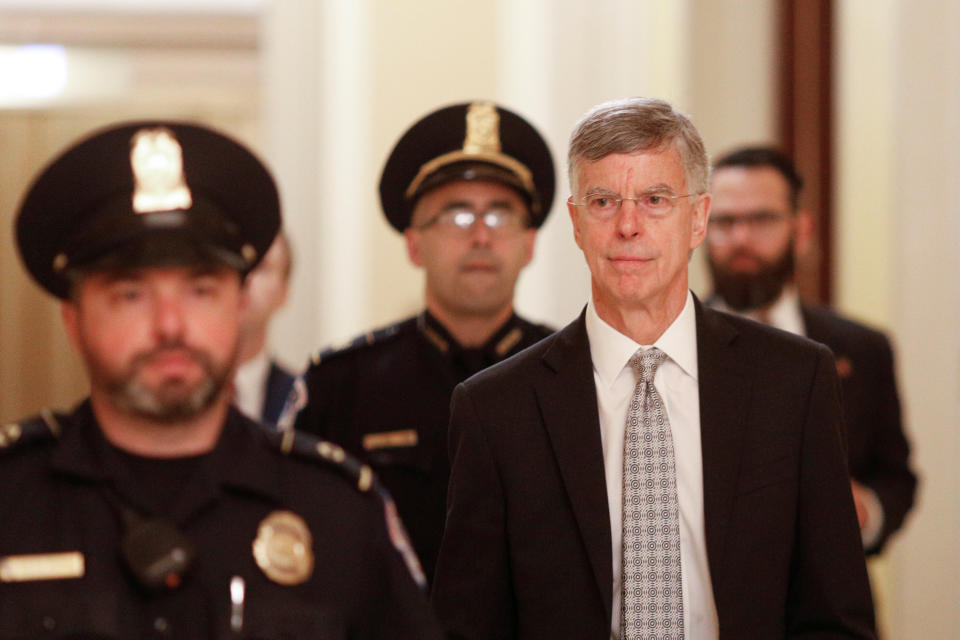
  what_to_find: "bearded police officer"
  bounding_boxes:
[291,102,556,581]
[0,122,440,639]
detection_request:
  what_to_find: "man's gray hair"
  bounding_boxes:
[568,97,709,194]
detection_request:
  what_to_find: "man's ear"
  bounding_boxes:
[521,229,537,267]
[568,199,584,250]
[275,279,290,310]
[237,278,251,325]
[795,208,815,257]
[689,193,711,250]
[405,228,424,267]
[61,300,81,350]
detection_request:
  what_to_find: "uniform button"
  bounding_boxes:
[153,617,170,635]
[41,616,57,631]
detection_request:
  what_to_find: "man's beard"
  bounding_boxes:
[708,243,795,312]
[83,340,234,423]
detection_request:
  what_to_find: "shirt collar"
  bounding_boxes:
[586,290,698,388]
[765,286,806,336]
[50,401,285,509]
[420,309,526,358]
[233,348,271,418]
[711,285,806,336]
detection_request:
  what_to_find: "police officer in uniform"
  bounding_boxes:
[291,102,556,581]
[0,122,440,639]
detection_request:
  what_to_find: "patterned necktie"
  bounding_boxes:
[622,347,684,639]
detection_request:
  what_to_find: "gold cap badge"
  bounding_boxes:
[252,510,314,585]
[131,128,193,214]
[404,102,535,202]
[463,102,501,154]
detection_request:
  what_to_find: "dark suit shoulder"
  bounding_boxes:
[703,304,834,359]
[802,304,891,349]
[0,409,66,457]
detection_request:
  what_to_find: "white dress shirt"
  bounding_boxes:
[586,291,718,640]
[233,349,270,421]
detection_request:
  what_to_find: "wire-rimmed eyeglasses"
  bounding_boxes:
[567,190,699,220]
[416,206,528,233]
[707,211,790,241]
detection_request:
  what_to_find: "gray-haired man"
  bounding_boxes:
[432,98,875,639]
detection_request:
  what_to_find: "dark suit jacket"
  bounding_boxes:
[802,305,916,554]
[432,300,875,639]
[262,360,296,425]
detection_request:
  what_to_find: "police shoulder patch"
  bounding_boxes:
[0,409,63,453]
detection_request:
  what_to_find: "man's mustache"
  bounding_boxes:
[129,342,212,372]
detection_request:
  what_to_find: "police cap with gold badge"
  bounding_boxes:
[15,121,281,299]
[379,101,555,232]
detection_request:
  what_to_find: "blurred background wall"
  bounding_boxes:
[0,1,956,636]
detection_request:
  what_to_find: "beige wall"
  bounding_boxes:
[843,2,960,637]
[836,1,960,636]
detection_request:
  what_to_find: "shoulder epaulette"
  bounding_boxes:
[309,320,409,366]
[266,428,427,588]
[0,408,63,453]
[270,428,378,493]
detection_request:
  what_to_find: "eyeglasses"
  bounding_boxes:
[707,211,789,239]
[567,190,699,220]
[416,206,528,233]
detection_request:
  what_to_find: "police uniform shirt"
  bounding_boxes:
[0,401,441,639]
[293,310,553,582]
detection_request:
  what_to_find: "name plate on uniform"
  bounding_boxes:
[362,429,418,451]
[0,551,85,582]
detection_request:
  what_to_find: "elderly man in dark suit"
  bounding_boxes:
[704,146,916,556]
[432,98,875,639]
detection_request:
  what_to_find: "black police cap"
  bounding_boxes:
[379,102,555,232]
[15,121,281,299]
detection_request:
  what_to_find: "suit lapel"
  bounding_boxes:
[531,303,753,617]
[534,312,613,620]
[262,362,294,425]
[695,300,751,597]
